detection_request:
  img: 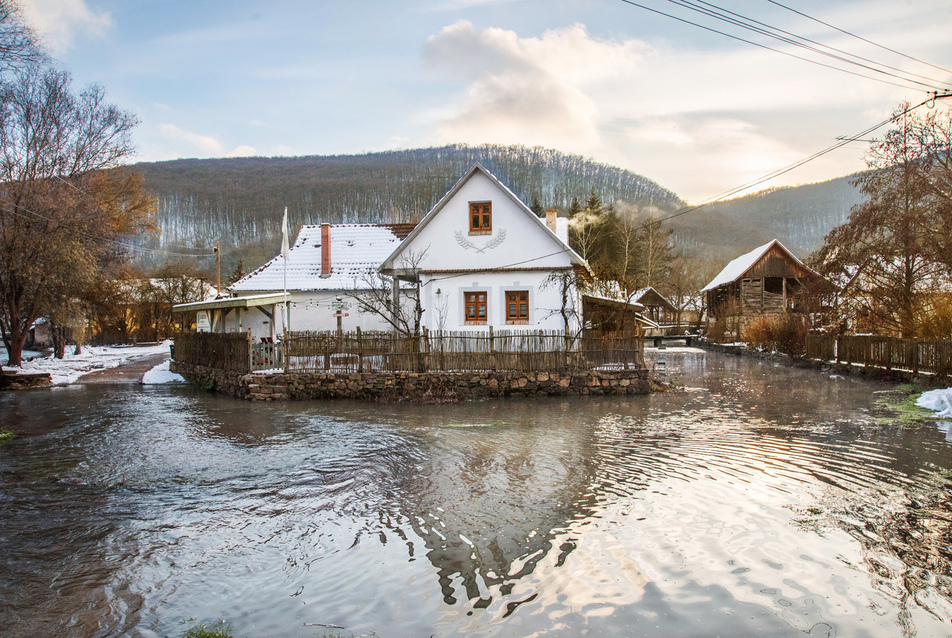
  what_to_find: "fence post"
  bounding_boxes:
[247,328,253,373]
[489,325,496,371]
[422,327,430,373]
[356,326,363,373]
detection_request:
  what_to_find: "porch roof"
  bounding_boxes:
[172,293,289,313]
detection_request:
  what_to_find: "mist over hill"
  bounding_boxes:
[134,144,865,271]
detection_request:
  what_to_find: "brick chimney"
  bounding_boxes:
[321,223,331,277]
[545,209,558,233]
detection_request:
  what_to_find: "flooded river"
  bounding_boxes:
[2,350,951,637]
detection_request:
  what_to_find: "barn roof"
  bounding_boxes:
[229,224,409,292]
[701,239,819,292]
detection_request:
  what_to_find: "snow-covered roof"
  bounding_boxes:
[701,240,814,292]
[230,224,405,292]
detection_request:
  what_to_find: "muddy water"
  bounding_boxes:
[1,350,951,637]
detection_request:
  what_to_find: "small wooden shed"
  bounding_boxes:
[702,240,830,323]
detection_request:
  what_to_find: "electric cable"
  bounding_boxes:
[666,0,950,90]
[766,0,952,77]
[617,0,943,92]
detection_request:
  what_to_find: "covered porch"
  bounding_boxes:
[172,293,289,342]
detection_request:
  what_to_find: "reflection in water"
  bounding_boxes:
[1,352,952,637]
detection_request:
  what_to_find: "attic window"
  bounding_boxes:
[469,201,492,234]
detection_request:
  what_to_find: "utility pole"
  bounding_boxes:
[214,241,221,295]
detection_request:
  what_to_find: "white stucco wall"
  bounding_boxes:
[237,290,400,338]
[388,168,583,334]
[398,171,573,274]
[420,271,580,332]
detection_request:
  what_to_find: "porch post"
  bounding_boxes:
[391,277,400,327]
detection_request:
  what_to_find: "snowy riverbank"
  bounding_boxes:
[1,342,184,386]
[917,388,952,418]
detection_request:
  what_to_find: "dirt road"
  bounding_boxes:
[75,353,170,384]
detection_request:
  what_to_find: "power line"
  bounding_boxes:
[617,0,944,92]
[766,0,952,77]
[667,0,950,91]
[652,93,952,227]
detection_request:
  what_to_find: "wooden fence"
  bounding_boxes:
[284,328,644,373]
[174,328,645,375]
[805,334,952,375]
[172,331,253,374]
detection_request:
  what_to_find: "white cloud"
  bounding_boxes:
[226,145,257,158]
[20,0,111,54]
[159,124,224,154]
[425,21,649,152]
[421,13,941,201]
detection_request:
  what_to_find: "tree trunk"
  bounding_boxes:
[52,323,66,359]
[4,329,28,367]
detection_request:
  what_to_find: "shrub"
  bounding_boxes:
[181,620,233,638]
[742,314,809,356]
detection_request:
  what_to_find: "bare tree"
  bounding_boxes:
[0,66,155,366]
[350,248,428,337]
[0,1,44,76]
[812,103,950,337]
[541,267,589,336]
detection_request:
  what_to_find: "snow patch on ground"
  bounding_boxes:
[1,342,172,386]
[142,359,186,385]
[917,388,952,419]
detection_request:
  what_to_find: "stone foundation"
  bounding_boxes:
[171,361,654,402]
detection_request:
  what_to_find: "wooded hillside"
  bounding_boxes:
[133,144,866,270]
[137,145,682,251]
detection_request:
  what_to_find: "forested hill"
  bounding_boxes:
[136,144,684,253]
[671,174,865,260]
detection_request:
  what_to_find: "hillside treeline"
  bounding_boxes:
[137,144,685,256]
[684,175,864,258]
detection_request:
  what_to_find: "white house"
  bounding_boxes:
[189,223,415,339]
[379,163,588,333]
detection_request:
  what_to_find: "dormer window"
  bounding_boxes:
[469,202,492,234]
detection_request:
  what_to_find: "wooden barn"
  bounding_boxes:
[702,240,833,330]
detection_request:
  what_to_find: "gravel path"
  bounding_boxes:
[75,353,171,384]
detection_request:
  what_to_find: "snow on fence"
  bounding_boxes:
[174,328,645,375]
[805,334,952,375]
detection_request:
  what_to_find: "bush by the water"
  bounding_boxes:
[743,314,809,356]
[181,620,232,638]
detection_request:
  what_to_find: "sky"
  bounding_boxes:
[18,0,952,203]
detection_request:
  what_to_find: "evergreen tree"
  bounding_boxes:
[530,196,544,218]
[228,258,245,285]
[568,196,581,219]
[585,187,603,216]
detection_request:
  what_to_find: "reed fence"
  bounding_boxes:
[172,331,252,374]
[284,328,644,373]
[805,334,952,376]
[174,328,645,375]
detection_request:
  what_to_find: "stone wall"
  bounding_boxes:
[171,361,654,402]
[169,361,249,398]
